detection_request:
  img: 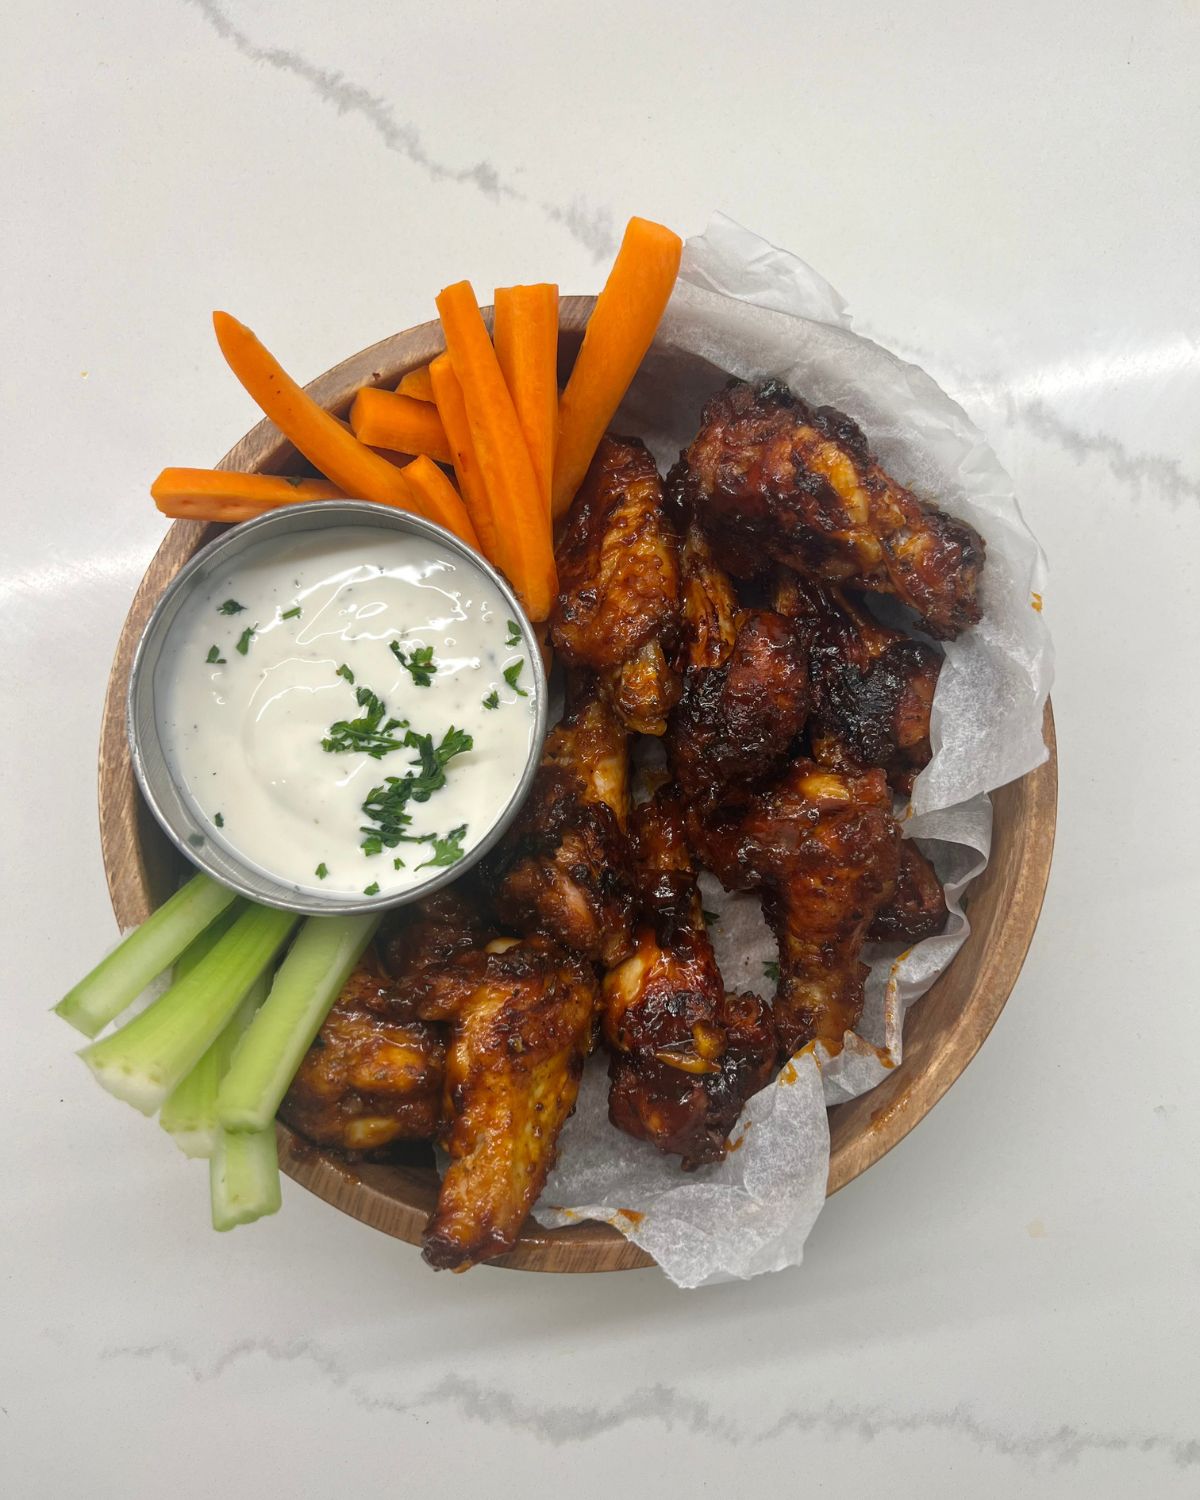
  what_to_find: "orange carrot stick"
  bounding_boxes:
[348,388,453,465]
[429,352,499,562]
[494,284,558,519]
[551,218,681,518]
[401,456,481,551]
[435,281,557,620]
[151,468,345,521]
[396,365,435,402]
[210,312,437,523]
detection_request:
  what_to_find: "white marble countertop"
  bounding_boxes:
[5,2,1199,1494]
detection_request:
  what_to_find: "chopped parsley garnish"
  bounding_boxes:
[322,685,411,759]
[505,619,522,647]
[417,824,468,870]
[762,960,780,982]
[235,624,257,656]
[358,726,473,852]
[503,658,529,697]
[336,663,355,685]
[390,640,436,686]
[702,909,720,925]
[315,862,329,879]
[214,812,224,828]
[187,833,205,849]
[217,599,245,615]
[281,605,301,620]
[363,882,381,896]
[205,645,226,665]
[283,475,305,488]
[482,689,500,710]
[393,856,405,870]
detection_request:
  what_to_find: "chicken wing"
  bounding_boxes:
[418,936,599,1271]
[695,761,901,1057]
[774,570,941,795]
[279,945,446,1153]
[604,789,776,1168]
[666,521,811,802]
[671,379,985,639]
[485,673,637,966]
[868,837,949,942]
[551,436,682,735]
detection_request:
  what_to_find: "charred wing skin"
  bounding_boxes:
[486,678,637,966]
[280,947,446,1153]
[378,884,490,996]
[603,791,777,1168]
[676,380,985,639]
[868,837,949,942]
[419,939,599,1271]
[695,761,901,1057]
[551,436,682,735]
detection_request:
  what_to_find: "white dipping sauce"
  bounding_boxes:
[156,525,538,898]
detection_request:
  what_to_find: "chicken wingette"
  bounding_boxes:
[671,379,985,639]
[551,436,681,735]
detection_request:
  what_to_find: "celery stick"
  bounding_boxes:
[173,904,241,981]
[159,972,267,1158]
[217,912,380,1133]
[81,904,297,1116]
[210,1122,282,1231]
[55,873,239,1039]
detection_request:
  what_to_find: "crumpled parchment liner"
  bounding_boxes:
[533,216,1053,1287]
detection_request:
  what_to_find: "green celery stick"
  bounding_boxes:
[80,904,297,1116]
[216,912,380,1133]
[210,1122,282,1231]
[55,874,239,1038]
[159,970,268,1158]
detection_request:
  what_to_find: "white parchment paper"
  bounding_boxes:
[534,216,1053,1286]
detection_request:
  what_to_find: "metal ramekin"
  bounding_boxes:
[127,500,548,916]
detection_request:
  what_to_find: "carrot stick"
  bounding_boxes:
[435,281,557,620]
[551,217,682,518]
[151,468,344,521]
[401,456,481,551]
[494,284,558,519]
[429,352,499,561]
[210,311,434,526]
[348,388,453,465]
[396,365,435,402]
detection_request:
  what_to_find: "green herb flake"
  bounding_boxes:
[205,645,226,665]
[702,909,720,925]
[505,619,522,647]
[503,658,529,697]
[762,960,780,983]
[315,862,329,879]
[281,606,302,620]
[217,599,246,615]
[357,726,474,852]
[417,824,468,870]
[390,640,436,687]
[187,833,205,849]
[336,663,355,685]
[482,689,500,710]
[235,624,257,656]
[213,812,224,828]
[393,856,405,870]
[323,685,411,759]
[283,475,306,488]
[363,882,381,896]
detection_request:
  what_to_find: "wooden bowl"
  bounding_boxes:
[98,299,1058,1273]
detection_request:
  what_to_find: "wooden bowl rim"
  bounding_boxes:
[98,300,1058,1274]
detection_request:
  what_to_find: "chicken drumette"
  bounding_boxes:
[671,379,985,639]
[695,761,901,1057]
[485,673,637,966]
[774,570,941,795]
[603,789,777,1168]
[417,936,599,1270]
[666,520,810,803]
[551,436,681,735]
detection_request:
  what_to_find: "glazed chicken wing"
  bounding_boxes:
[417,936,599,1270]
[672,380,984,639]
[485,674,637,966]
[604,789,776,1168]
[868,837,949,943]
[774,571,941,795]
[666,522,811,802]
[695,761,901,1057]
[279,945,446,1153]
[551,436,682,735]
